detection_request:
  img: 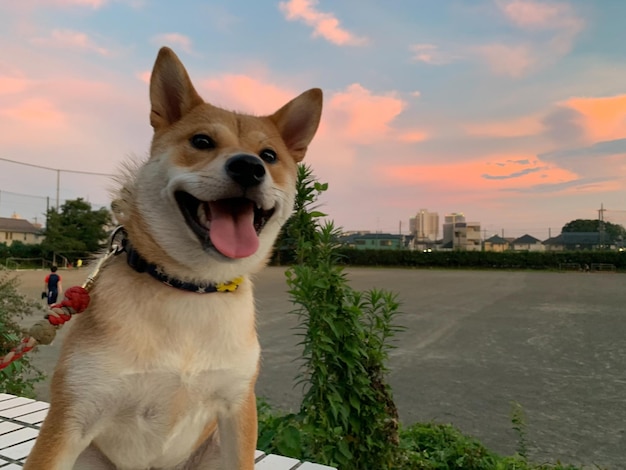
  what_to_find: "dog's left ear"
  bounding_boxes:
[270,88,323,162]
[149,47,204,130]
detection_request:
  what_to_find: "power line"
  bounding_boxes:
[0,156,114,210]
[0,189,47,200]
[0,156,114,177]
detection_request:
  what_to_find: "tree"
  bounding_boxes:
[561,218,626,240]
[42,198,112,256]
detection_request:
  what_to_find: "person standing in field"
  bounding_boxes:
[44,266,62,305]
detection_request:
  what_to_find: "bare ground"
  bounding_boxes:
[11,266,626,469]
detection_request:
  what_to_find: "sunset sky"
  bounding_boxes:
[2,0,626,239]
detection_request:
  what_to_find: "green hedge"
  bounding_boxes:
[273,248,626,271]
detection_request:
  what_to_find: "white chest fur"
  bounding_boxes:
[60,263,260,469]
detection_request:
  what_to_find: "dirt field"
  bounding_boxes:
[11,266,626,468]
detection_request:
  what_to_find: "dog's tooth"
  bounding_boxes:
[198,204,209,228]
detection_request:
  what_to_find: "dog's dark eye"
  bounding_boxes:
[190,134,215,150]
[259,148,277,164]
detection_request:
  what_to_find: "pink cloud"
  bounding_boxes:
[279,0,367,46]
[200,75,418,145]
[475,43,534,77]
[496,0,584,57]
[397,130,428,143]
[497,0,582,31]
[0,98,67,128]
[326,83,406,144]
[151,33,193,54]
[410,44,453,65]
[200,75,294,115]
[3,0,108,12]
[0,76,32,95]
[23,0,106,7]
[32,29,109,55]
[136,70,151,84]
[52,0,106,6]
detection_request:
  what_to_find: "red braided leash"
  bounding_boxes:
[0,286,91,371]
[46,286,91,326]
[0,229,125,372]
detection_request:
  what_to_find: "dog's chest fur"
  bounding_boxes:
[57,260,260,469]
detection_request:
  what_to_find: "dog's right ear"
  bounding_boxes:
[149,47,204,130]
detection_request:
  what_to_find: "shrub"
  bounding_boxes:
[0,268,45,397]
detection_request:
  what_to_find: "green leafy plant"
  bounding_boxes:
[264,164,403,469]
[0,268,45,397]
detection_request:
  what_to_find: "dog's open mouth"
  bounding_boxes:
[175,191,275,259]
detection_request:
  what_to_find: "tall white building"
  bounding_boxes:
[409,209,439,241]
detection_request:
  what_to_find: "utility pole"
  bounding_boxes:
[599,203,606,248]
[56,169,60,211]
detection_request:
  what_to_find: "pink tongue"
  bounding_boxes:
[208,199,259,259]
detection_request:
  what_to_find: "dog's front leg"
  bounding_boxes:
[216,387,258,470]
[23,406,93,470]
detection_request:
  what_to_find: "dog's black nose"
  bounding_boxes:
[226,154,266,188]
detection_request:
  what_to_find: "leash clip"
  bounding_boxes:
[109,225,127,255]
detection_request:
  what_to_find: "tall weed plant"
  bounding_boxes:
[276,165,403,469]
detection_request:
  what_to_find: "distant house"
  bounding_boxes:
[0,216,42,246]
[341,233,404,250]
[483,234,509,252]
[510,234,544,252]
[543,232,615,251]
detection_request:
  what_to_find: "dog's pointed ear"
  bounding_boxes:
[270,88,323,162]
[149,47,204,130]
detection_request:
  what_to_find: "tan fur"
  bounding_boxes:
[24,47,322,470]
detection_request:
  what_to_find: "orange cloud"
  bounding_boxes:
[463,114,544,138]
[279,0,366,46]
[562,94,626,142]
[379,154,578,193]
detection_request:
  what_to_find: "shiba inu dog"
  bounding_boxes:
[24,47,322,470]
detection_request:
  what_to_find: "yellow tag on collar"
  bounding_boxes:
[216,277,244,292]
